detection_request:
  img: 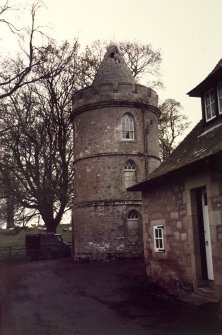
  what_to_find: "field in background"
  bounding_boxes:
[0,224,72,248]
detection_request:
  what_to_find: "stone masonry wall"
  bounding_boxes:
[73,104,159,204]
[142,179,193,296]
[73,203,142,257]
[142,171,222,298]
[72,83,158,112]
[73,106,159,164]
[74,156,143,203]
[72,83,160,258]
[208,172,222,296]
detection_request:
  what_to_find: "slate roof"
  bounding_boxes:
[127,58,222,192]
[129,117,222,191]
[93,44,136,86]
[209,58,222,76]
[188,59,222,97]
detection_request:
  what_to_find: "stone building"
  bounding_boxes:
[129,59,222,300]
[71,45,160,259]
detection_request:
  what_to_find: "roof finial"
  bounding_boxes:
[105,44,121,63]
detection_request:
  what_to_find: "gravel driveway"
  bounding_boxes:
[0,258,222,335]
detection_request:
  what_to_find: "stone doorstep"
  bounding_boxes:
[179,287,220,306]
[196,286,218,299]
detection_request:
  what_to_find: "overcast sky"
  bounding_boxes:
[11,0,222,131]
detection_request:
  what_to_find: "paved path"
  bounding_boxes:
[0,258,222,335]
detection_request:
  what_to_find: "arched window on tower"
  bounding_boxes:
[126,210,140,242]
[121,113,134,140]
[124,160,136,189]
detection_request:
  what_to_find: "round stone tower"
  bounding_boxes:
[71,45,160,259]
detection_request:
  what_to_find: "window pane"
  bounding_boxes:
[121,114,134,139]
[205,93,210,106]
[211,101,216,116]
[155,229,158,239]
[218,84,222,98]
[128,210,139,219]
[157,229,160,238]
[156,239,159,249]
[217,84,222,114]
[153,226,164,251]
[124,160,135,170]
[129,131,133,139]
[205,90,216,120]
[219,99,222,114]
[206,106,211,120]
[129,118,133,130]
[210,91,216,103]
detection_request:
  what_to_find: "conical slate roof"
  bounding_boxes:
[93,44,135,86]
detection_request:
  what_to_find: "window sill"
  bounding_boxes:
[205,115,216,122]
[121,139,135,142]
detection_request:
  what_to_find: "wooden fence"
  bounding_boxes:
[0,242,73,261]
[0,246,26,261]
[0,244,142,262]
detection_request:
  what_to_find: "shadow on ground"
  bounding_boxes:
[55,258,222,335]
[0,257,222,335]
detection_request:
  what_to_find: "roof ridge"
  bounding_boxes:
[208,58,222,76]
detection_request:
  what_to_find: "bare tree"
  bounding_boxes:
[119,41,162,88]
[0,38,183,231]
[78,40,163,88]
[0,1,48,99]
[159,99,191,161]
[76,40,104,88]
[0,1,53,229]
[0,40,78,232]
[0,166,17,228]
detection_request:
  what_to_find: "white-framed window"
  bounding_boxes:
[217,82,222,114]
[127,210,139,242]
[153,225,165,252]
[124,160,136,188]
[204,89,216,121]
[121,113,134,140]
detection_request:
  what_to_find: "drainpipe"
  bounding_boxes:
[142,109,148,179]
[71,199,75,260]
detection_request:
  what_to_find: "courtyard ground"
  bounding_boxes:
[0,257,222,335]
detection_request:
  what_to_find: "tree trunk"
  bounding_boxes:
[46,223,57,233]
[6,197,15,229]
[43,215,59,233]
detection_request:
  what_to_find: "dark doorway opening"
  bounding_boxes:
[195,188,208,280]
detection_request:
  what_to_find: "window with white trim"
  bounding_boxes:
[127,210,139,242]
[153,225,165,252]
[124,160,136,188]
[204,89,216,121]
[121,113,134,140]
[217,82,222,114]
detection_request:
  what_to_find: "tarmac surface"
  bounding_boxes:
[0,257,222,335]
